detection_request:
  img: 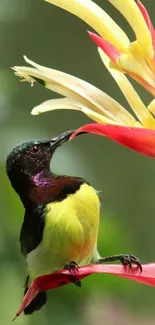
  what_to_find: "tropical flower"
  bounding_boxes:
[13,0,155,157]
[11,2,155,317]
[13,263,155,319]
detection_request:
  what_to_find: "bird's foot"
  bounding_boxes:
[64,261,79,272]
[64,261,81,287]
[98,254,142,273]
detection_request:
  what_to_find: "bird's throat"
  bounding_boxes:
[21,171,86,208]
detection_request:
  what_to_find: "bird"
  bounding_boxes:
[6,129,142,315]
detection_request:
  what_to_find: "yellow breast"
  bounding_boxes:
[27,183,100,280]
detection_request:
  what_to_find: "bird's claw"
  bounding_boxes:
[64,261,79,273]
[98,253,142,273]
[64,261,81,287]
[119,254,142,272]
[72,277,82,288]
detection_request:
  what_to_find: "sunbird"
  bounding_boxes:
[6,130,142,314]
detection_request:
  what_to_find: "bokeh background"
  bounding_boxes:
[1,0,155,324]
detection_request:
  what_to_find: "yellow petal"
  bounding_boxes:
[107,0,153,62]
[98,47,155,128]
[128,41,155,80]
[31,98,81,115]
[148,99,155,117]
[13,56,135,125]
[31,96,118,124]
[117,53,155,90]
[81,107,119,125]
[45,0,129,51]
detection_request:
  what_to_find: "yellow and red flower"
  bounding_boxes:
[13,0,155,157]
[12,2,155,316]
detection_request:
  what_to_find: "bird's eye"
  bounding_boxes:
[29,145,41,154]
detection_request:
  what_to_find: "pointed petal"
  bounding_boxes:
[107,0,153,63]
[14,56,135,125]
[31,98,81,115]
[31,98,116,124]
[137,0,155,70]
[13,273,73,320]
[98,48,155,128]
[14,263,155,319]
[45,0,129,51]
[94,36,155,98]
[71,124,155,157]
[88,32,121,63]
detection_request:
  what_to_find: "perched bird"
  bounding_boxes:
[6,129,142,315]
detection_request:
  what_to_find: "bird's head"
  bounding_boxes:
[6,130,76,195]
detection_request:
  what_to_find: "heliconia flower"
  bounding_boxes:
[13,1,155,157]
[45,0,155,93]
[13,53,155,157]
[13,263,155,320]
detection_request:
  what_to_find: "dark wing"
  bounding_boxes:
[20,205,45,256]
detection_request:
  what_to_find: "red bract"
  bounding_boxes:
[13,263,155,320]
[88,31,121,63]
[71,124,155,157]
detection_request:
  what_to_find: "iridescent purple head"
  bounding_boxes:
[6,130,75,195]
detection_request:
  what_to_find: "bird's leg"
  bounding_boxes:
[97,254,142,272]
[64,261,82,287]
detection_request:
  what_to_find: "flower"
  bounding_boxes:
[45,0,155,93]
[13,0,155,157]
[13,262,155,319]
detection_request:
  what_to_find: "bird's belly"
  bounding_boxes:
[26,221,97,280]
[26,184,100,281]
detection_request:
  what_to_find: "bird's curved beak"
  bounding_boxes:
[50,129,77,149]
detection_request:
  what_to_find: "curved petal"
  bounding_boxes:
[128,41,155,79]
[88,31,121,63]
[137,0,155,70]
[31,98,116,124]
[14,263,155,319]
[45,0,129,51]
[117,53,155,90]
[31,98,81,115]
[81,107,119,124]
[89,32,155,97]
[13,56,135,125]
[107,0,153,63]
[71,124,155,157]
[98,48,155,129]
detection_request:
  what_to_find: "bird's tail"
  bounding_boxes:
[24,276,47,315]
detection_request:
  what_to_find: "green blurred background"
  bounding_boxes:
[1,0,155,324]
